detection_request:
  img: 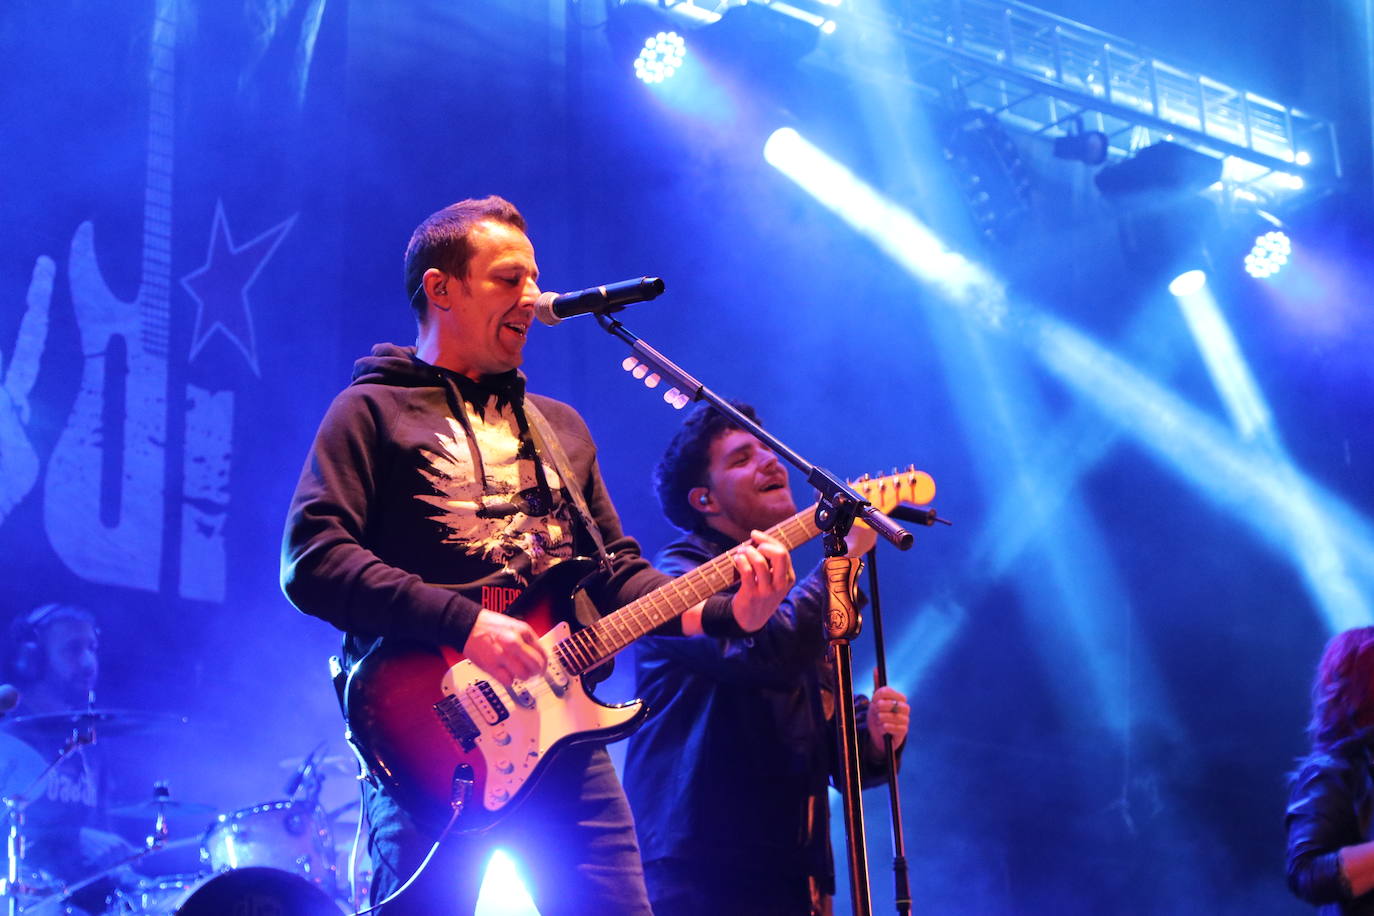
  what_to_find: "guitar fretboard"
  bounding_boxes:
[553,509,820,675]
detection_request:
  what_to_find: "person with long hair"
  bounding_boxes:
[1287,626,1374,912]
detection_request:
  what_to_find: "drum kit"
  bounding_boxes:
[0,710,367,916]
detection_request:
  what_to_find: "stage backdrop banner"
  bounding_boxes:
[0,0,349,749]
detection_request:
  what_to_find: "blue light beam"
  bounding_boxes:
[766,125,1374,632]
[763,127,1009,328]
[1169,275,1369,628]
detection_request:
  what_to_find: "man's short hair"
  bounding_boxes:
[654,402,761,534]
[402,196,527,321]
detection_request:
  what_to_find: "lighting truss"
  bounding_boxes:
[618,0,1337,206]
[819,0,1336,205]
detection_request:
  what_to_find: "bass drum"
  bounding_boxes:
[108,868,340,915]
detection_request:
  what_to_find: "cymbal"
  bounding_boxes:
[1,709,188,737]
[109,798,217,819]
[276,753,359,777]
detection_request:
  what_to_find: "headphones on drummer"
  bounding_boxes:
[7,604,94,683]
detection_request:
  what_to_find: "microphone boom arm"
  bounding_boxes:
[594,314,915,551]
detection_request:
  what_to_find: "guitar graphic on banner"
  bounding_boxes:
[345,466,935,833]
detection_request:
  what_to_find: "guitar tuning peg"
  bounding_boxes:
[644,373,661,389]
[906,463,916,473]
[622,357,640,372]
[632,363,649,380]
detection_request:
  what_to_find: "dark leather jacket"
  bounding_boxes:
[1287,741,1374,913]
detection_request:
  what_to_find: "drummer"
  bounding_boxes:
[0,604,135,912]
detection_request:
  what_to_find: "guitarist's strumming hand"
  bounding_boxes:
[727,529,796,633]
[463,609,549,688]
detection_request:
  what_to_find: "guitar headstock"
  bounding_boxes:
[852,466,936,514]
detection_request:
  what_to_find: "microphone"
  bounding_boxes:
[886,503,952,527]
[534,277,665,326]
[0,684,20,717]
[283,741,326,797]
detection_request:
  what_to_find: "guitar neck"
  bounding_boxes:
[555,507,822,674]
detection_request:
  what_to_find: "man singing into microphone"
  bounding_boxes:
[624,404,911,916]
[280,196,796,915]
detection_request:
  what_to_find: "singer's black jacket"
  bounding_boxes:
[1287,739,1374,913]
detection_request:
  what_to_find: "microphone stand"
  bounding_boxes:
[596,312,932,916]
[825,536,872,916]
[867,547,912,916]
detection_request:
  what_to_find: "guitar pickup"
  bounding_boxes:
[508,679,535,709]
[466,681,509,725]
[543,656,570,695]
[433,695,480,751]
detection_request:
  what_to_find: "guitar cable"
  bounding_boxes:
[348,799,365,908]
[345,804,462,916]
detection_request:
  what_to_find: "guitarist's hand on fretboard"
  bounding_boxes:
[463,609,549,688]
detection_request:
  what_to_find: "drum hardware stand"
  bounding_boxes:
[595,311,952,916]
[2,729,187,914]
[145,781,173,850]
[2,721,98,916]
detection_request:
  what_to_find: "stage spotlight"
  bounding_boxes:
[633,31,686,84]
[1095,142,1222,287]
[1168,268,1207,297]
[1244,229,1291,279]
[609,1,818,86]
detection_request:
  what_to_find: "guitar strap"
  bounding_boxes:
[521,398,611,573]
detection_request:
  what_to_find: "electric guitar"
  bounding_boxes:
[344,467,935,832]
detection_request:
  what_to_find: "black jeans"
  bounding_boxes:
[644,856,817,916]
[365,743,652,916]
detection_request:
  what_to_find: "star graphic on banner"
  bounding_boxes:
[181,201,295,376]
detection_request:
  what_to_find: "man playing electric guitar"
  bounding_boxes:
[624,403,912,916]
[280,197,795,915]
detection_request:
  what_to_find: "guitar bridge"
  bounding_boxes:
[434,694,480,750]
